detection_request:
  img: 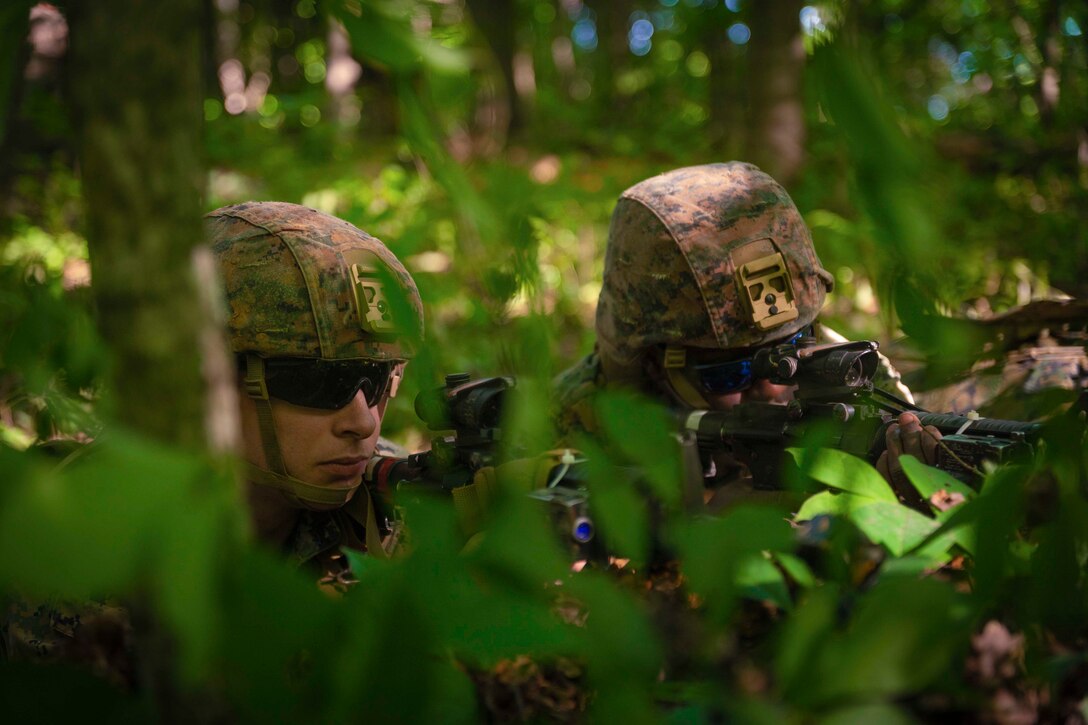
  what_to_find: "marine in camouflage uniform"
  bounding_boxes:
[554,162,912,442]
[3,203,424,678]
[557,163,922,502]
[912,299,1088,422]
[206,201,423,591]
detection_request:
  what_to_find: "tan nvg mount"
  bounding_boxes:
[736,250,798,330]
[345,249,397,335]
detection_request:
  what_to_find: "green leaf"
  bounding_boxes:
[567,572,662,684]
[153,481,237,683]
[332,1,467,76]
[734,554,791,611]
[576,435,650,565]
[899,455,976,502]
[465,493,572,586]
[776,585,840,698]
[219,549,342,721]
[789,447,896,503]
[849,501,941,557]
[673,506,795,621]
[0,660,152,722]
[596,390,682,509]
[796,490,871,520]
[804,577,971,706]
[498,374,556,464]
[774,552,817,589]
[796,491,951,559]
[0,433,197,598]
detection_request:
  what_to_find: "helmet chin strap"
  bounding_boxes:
[242,353,361,508]
[660,346,712,410]
[244,463,361,507]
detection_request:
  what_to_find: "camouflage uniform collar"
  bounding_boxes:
[285,510,344,566]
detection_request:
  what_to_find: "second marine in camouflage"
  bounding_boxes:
[554,162,930,495]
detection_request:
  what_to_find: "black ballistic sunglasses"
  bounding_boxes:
[261,358,396,410]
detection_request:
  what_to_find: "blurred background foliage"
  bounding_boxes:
[3,0,1085,444]
[1,0,1087,721]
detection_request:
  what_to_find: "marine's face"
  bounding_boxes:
[673,339,799,411]
[238,388,387,508]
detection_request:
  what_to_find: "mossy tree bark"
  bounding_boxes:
[67,0,216,452]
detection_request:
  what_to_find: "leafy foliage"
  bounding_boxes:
[1,0,1087,721]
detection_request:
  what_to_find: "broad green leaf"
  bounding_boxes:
[0,433,197,598]
[899,455,976,501]
[796,492,952,559]
[576,435,650,565]
[0,660,152,722]
[877,555,935,578]
[218,549,342,721]
[154,482,236,683]
[498,373,555,464]
[805,577,971,706]
[795,490,871,520]
[596,390,682,509]
[850,501,941,557]
[330,576,443,724]
[776,585,840,698]
[912,467,1024,604]
[463,493,571,586]
[774,552,817,589]
[673,506,795,621]
[788,447,896,503]
[734,554,791,611]
[567,572,662,684]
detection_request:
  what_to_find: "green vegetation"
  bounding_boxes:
[1,0,1086,721]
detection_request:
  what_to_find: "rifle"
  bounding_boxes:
[680,339,1044,489]
[367,373,603,560]
[370,340,1048,556]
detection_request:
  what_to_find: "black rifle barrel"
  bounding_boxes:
[914,413,1042,440]
[680,407,1043,447]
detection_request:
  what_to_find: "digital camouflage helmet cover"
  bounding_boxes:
[595,162,834,406]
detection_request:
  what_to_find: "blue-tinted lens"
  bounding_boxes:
[694,329,809,394]
[695,358,753,394]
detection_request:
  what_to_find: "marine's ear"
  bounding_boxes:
[388,362,406,399]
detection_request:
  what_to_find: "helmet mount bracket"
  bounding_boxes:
[735,249,799,331]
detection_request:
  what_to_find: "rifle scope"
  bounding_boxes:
[414,374,512,433]
[752,340,880,388]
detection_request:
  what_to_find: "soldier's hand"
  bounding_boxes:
[876,412,942,507]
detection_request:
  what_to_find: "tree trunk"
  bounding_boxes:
[66,0,219,452]
[465,0,521,139]
[0,2,33,163]
[703,11,740,159]
[745,0,806,186]
[589,0,631,126]
[66,3,237,720]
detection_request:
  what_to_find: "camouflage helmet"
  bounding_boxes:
[205,201,423,362]
[205,201,423,509]
[596,162,833,364]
